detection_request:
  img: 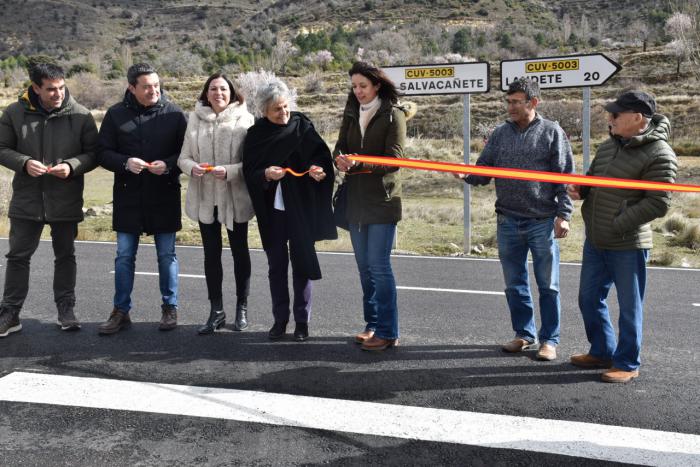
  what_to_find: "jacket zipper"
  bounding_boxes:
[40,117,49,221]
[349,105,392,227]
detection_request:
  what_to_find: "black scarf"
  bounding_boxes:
[243,112,337,279]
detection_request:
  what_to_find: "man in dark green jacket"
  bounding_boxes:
[0,62,98,337]
[568,90,677,383]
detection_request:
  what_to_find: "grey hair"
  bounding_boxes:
[255,79,291,117]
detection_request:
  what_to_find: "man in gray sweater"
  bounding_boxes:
[458,78,574,361]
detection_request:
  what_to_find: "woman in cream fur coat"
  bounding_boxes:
[178,72,255,335]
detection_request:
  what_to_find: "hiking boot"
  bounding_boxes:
[159,304,177,331]
[57,302,81,331]
[570,353,613,369]
[361,336,399,351]
[0,308,21,338]
[232,297,248,331]
[355,329,375,344]
[601,368,639,383]
[502,338,537,353]
[98,308,131,335]
[536,343,557,361]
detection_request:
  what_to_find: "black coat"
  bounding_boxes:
[98,91,187,234]
[243,112,336,279]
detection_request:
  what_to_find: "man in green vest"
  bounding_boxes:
[567,90,677,383]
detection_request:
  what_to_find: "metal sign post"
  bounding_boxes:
[463,95,471,253]
[384,61,490,254]
[582,87,591,173]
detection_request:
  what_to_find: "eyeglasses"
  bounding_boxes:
[611,111,637,119]
[504,98,529,106]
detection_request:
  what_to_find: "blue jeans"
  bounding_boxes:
[497,214,560,345]
[349,223,398,340]
[578,239,648,371]
[114,232,178,312]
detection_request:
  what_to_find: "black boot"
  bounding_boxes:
[198,298,226,335]
[232,297,248,331]
[268,321,287,340]
[294,322,309,342]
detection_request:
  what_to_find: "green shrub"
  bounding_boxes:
[67,63,97,77]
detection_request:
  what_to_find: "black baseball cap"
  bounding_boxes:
[604,90,656,117]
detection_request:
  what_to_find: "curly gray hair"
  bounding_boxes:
[255,79,292,117]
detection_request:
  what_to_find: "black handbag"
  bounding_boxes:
[332,180,349,231]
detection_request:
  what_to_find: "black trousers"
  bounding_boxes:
[198,211,251,301]
[263,209,312,324]
[1,218,77,312]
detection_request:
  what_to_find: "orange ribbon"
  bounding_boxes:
[284,167,322,177]
[348,155,698,193]
[200,163,215,172]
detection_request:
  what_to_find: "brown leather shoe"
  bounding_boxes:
[361,336,398,351]
[601,368,639,383]
[354,330,375,344]
[501,338,536,353]
[536,343,557,361]
[159,304,177,331]
[570,353,613,369]
[98,308,131,335]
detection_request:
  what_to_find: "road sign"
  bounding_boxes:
[383,62,490,96]
[500,53,621,91]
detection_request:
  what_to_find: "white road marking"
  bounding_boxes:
[397,286,504,296]
[693,303,700,307]
[118,271,505,296]
[109,271,204,279]
[0,372,698,466]
[3,237,700,271]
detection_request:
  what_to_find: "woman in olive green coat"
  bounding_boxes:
[334,61,408,352]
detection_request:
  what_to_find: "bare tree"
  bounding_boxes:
[579,14,590,44]
[562,13,572,44]
[628,20,651,52]
[665,12,696,76]
[269,40,298,74]
[120,43,133,70]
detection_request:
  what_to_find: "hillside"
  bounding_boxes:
[0,0,673,68]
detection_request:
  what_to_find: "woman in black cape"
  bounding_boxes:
[243,79,336,342]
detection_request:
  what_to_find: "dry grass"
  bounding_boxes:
[662,212,689,234]
[673,223,700,250]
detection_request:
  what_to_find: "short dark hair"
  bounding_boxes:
[348,61,399,104]
[198,72,244,107]
[127,63,157,86]
[507,77,540,100]
[29,62,65,87]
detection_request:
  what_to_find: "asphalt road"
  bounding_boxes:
[0,238,698,466]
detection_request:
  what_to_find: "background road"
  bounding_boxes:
[0,239,698,465]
